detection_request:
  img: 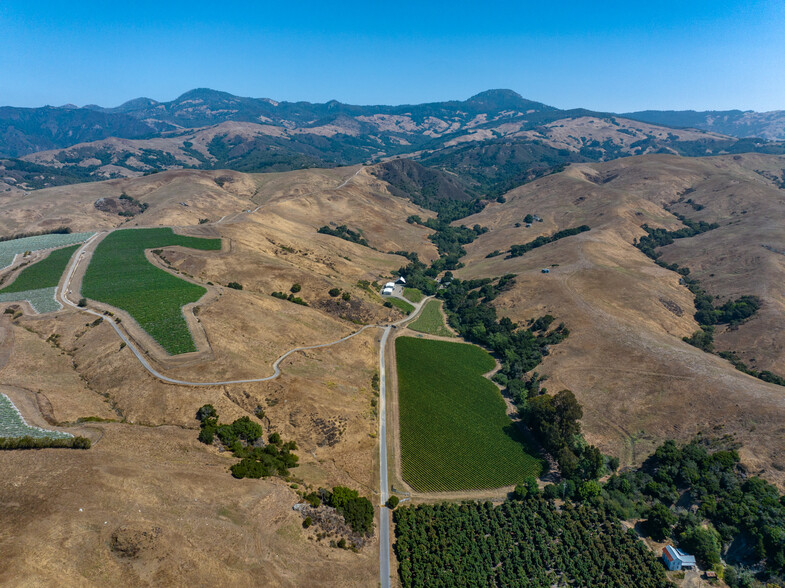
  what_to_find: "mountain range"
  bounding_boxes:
[1,89,784,193]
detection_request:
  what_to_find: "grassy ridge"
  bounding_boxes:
[0,244,80,293]
[408,300,453,337]
[402,287,423,303]
[82,228,221,355]
[395,337,542,491]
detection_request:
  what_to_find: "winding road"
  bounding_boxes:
[58,234,426,586]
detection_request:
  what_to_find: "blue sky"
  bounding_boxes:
[1,0,783,111]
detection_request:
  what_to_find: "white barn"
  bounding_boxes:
[662,545,696,571]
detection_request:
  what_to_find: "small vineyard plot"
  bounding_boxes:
[0,394,72,440]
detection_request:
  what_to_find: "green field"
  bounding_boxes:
[0,244,79,293]
[402,287,423,303]
[395,337,542,492]
[82,228,221,355]
[407,299,453,337]
[387,297,415,314]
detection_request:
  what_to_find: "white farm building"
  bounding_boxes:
[382,281,395,295]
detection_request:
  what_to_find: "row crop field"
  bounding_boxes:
[82,228,221,355]
[0,394,73,440]
[0,286,61,314]
[0,232,94,270]
[394,500,671,588]
[407,299,453,337]
[0,244,80,293]
[395,336,543,492]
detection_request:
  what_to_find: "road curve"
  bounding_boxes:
[59,228,429,587]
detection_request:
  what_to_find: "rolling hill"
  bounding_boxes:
[3,89,784,194]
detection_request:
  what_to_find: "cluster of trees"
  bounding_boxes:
[327,287,352,301]
[317,225,369,247]
[507,225,590,258]
[117,193,149,216]
[195,404,298,479]
[602,437,785,580]
[271,284,308,306]
[322,486,375,536]
[438,274,568,382]
[635,215,718,259]
[0,435,91,449]
[406,214,488,262]
[394,499,671,587]
[523,389,612,483]
[303,486,375,536]
[0,226,71,243]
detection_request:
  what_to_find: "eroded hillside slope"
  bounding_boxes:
[457,153,785,484]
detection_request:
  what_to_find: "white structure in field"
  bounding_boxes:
[396,276,406,285]
[382,281,395,296]
[662,545,696,571]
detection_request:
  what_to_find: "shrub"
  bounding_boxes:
[303,516,313,529]
[328,288,341,297]
[341,292,351,301]
[304,492,321,508]
[290,283,301,293]
[77,298,87,307]
[227,282,243,290]
[386,495,400,509]
[198,427,215,444]
[196,404,217,422]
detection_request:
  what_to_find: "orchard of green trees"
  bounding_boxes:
[394,499,671,587]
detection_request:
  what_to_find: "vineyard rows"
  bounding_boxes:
[396,337,542,492]
[0,232,94,270]
[0,394,73,440]
[0,286,61,313]
[82,228,221,355]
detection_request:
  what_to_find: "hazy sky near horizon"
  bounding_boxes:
[1,0,783,112]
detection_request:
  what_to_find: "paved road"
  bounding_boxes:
[378,325,392,588]
[57,218,430,587]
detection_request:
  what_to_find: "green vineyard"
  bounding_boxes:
[82,228,221,355]
[395,336,542,492]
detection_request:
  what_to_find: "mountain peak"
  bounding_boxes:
[465,89,555,112]
[175,88,238,103]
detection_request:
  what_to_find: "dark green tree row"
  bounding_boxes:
[507,225,591,258]
[0,226,71,243]
[602,437,785,582]
[195,404,298,479]
[634,216,782,386]
[394,499,672,588]
[0,435,91,449]
[317,225,370,247]
[437,274,568,381]
[406,215,488,271]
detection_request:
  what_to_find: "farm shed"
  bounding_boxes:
[662,545,696,571]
